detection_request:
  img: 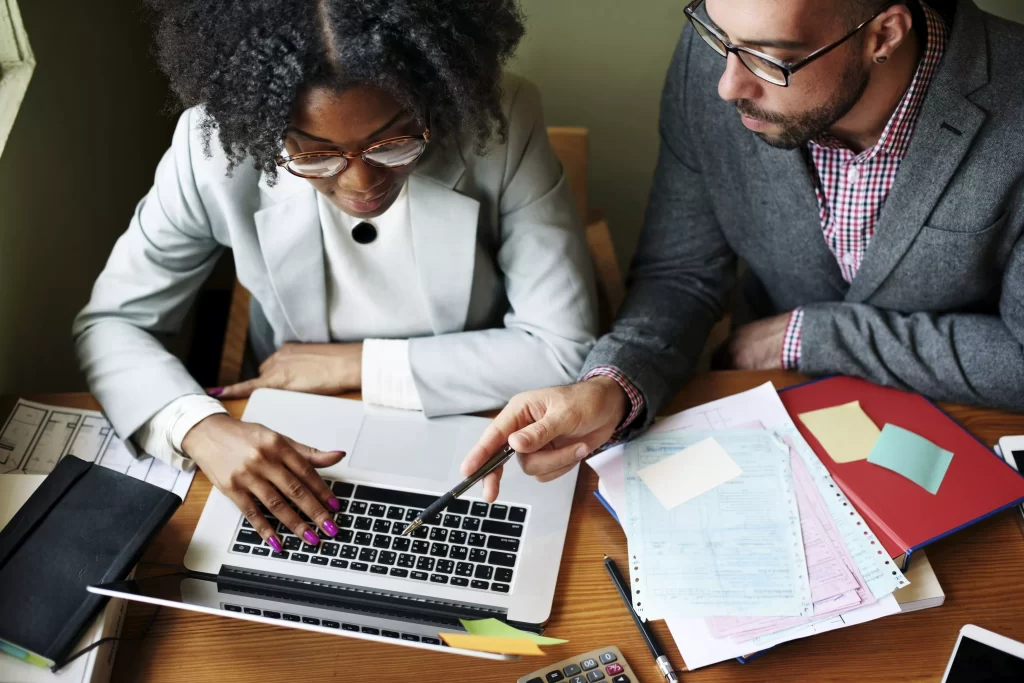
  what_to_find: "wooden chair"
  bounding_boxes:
[217,127,624,386]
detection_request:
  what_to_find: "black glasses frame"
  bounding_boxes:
[684,0,890,87]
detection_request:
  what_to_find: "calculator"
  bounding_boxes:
[517,645,636,683]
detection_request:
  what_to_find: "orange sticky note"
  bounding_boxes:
[438,633,546,655]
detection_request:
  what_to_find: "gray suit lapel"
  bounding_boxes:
[846,1,990,303]
[253,174,329,342]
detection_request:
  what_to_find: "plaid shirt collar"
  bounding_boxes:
[810,2,948,162]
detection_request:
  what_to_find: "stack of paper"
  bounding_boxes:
[587,383,911,670]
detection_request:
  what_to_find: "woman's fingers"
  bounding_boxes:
[217,377,268,400]
[262,452,337,543]
[228,489,282,553]
[282,437,345,513]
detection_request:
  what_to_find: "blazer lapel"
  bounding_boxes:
[845,1,989,303]
[253,173,330,342]
[407,142,478,334]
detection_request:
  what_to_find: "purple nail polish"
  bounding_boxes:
[323,519,339,537]
[303,529,320,545]
[327,497,341,512]
[268,536,283,554]
[207,388,223,397]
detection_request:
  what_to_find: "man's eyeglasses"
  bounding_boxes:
[277,129,431,179]
[684,0,889,87]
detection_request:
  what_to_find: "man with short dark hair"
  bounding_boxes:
[463,0,1024,501]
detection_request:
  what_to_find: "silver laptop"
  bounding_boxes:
[89,389,578,658]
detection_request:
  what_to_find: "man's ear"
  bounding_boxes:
[866,4,915,63]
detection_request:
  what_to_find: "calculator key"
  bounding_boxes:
[349,502,367,515]
[283,536,302,551]
[368,504,387,517]
[563,664,582,676]
[331,481,354,498]
[373,534,392,549]
[474,565,493,580]
[581,658,599,671]
[468,533,487,547]
[469,548,488,563]
[509,506,528,522]
[378,551,397,565]
[350,562,369,571]
[489,504,508,520]
[487,535,520,553]
[416,557,435,571]
[526,679,543,683]
[545,671,565,682]
[354,532,373,546]
[495,568,514,582]
[311,555,329,565]
[461,517,481,531]
[605,663,624,676]
[430,543,449,558]
[319,542,339,557]
[411,540,430,554]
[449,546,469,561]
[236,529,262,544]
[386,506,405,520]
[586,671,605,682]
[430,574,449,584]
[398,553,416,568]
[252,546,270,556]
[429,527,448,542]
[481,520,523,537]
[456,562,474,577]
[488,551,516,567]
[372,519,391,533]
[599,652,617,664]
[370,565,388,575]
[340,545,358,559]
[470,580,489,590]
[443,514,461,528]
[232,544,250,553]
[611,676,630,683]
[410,571,429,581]
[290,553,309,562]
[354,517,373,531]
[436,560,455,574]
[392,537,411,552]
[390,568,409,578]
[570,677,586,683]
[450,577,469,587]
[490,582,509,593]
[330,559,349,569]
[470,502,489,517]
[358,548,378,563]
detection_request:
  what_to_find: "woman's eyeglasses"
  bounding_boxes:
[683,0,889,87]
[277,129,431,179]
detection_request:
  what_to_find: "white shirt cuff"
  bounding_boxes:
[361,339,424,411]
[132,394,229,471]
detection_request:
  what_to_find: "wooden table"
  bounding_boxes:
[10,371,1024,682]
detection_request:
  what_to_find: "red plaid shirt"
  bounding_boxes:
[782,2,948,368]
[591,3,948,430]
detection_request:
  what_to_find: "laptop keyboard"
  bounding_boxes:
[229,479,529,595]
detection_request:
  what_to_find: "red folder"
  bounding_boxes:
[780,376,1024,569]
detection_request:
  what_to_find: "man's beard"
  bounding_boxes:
[736,60,870,149]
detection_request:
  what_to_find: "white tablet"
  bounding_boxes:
[941,625,1024,682]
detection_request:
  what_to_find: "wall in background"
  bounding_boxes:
[0,1,177,394]
[512,0,1024,269]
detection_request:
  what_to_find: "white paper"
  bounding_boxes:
[0,399,194,500]
[638,437,742,509]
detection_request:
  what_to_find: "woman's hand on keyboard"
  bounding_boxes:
[461,376,628,501]
[182,414,346,552]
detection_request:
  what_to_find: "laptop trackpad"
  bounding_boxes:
[348,411,463,482]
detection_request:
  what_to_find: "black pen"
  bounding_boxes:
[402,445,516,536]
[604,555,680,683]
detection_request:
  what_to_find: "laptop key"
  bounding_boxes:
[320,542,340,557]
[398,554,416,568]
[370,565,388,575]
[469,548,488,563]
[368,504,387,517]
[353,485,439,509]
[337,514,355,528]
[448,531,468,545]
[509,506,528,523]
[342,623,359,632]
[390,567,409,578]
[392,537,411,552]
[283,614,301,622]
[449,546,468,561]
[391,522,408,535]
[340,545,358,559]
[429,527,448,542]
[430,543,449,558]
[385,630,402,639]
[449,499,470,514]
[470,502,489,517]
[411,540,430,554]
[241,519,253,528]
[405,509,420,522]
[490,582,510,593]
[373,534,392,549]
[400,633,420,641]
[456,562,474,577]
[252,546,270,556]
[442,514,461,529]
[416,557,435,571]
[361,627,380,635]
[410,571,429,581]
[450,577,469,587]
[283,537,302,551]
[358,548,378,563]
[232,544,250,553]
[236,529,262,545]
[302,543,318,553]
[334,499,349,513]
[461,517,481,531]
[311,556,329,566]
[350,562,369,572]
[322,620,340,628]
[354,517,373,531]
[495,568,514,582]
[488,551,517,568]
[271,551,289,559]
[339,529,354,544]
[489,504,508,520]
[412,525,430,539]
[262,611,281,619]
[481,520,523,537]
[354,532,373,546]
[487,536,520,553]
[430,574,449,584]
[422,637,442,645]
[331,481,355,498]
[378,551,397,565]
[468,533,486,547]
[474,565,493,580]
[290,553,309,563]
[372,519,391,533]
[386,506,405,520]
[330,559,349,569]
[436,560,454,574]
[471,580,489,590]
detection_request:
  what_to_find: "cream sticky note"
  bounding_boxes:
[798,401,881,464]
[438,633,546,655]
[459,619,568,645]
[637,437,743,509]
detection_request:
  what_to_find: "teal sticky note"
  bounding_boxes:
[867,424,954,495]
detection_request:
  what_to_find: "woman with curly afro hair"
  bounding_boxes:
[74,0,596,549]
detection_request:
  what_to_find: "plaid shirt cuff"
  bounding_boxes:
[582,366,645,433]
[781,308,804,370]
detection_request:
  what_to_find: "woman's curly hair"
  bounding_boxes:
[146,0,525,177]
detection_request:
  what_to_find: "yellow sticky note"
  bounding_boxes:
[460,618,568,645]
[439,633,546,655]
[798,401,881,464]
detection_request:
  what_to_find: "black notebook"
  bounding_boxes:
[0,455,180,667]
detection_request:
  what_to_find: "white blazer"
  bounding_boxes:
[73,74,598,442]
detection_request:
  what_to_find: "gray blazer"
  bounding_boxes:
[74,73,597,442]
[583,0,1024,425]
